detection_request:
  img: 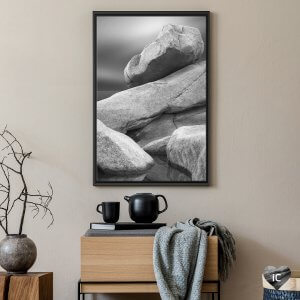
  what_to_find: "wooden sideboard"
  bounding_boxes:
[79,235,220,299]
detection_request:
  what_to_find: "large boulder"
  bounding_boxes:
[166,125,206,181]
[96,120,154,175]
[124,24,204,87]
[128,106,206,147]
[97,61,206,133]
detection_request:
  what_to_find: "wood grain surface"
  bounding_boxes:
[0,273,9,300]
[81,235,218,282]
[7,273,53,300]
[80,282,218,294]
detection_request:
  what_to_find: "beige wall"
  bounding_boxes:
[0,0,300,299]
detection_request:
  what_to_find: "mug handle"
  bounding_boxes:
[156,195,168,214]
[96,204,103,214]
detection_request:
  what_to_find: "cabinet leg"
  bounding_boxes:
[78,281,81,300]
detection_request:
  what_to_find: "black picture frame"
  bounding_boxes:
[93,11,210,186]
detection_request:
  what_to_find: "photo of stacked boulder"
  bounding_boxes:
[95,15,207,183]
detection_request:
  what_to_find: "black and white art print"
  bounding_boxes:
[93,12,209,185]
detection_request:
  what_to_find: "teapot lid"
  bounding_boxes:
[134,193,153,195]
[131,193,154,197]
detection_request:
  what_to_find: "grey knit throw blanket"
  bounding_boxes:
[153,218,236,300]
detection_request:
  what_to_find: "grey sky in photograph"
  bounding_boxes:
[96,16,206,93]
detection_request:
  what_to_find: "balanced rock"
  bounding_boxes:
[128,107,206,147]
[124,24,204,87]
[96,120,154,175]
[166,125,206,181]
[97,61,206,133]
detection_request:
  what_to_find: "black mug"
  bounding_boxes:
[97,202,120,223]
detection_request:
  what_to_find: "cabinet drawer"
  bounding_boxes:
[81,236,218,282]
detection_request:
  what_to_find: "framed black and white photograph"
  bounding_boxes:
[93,11,209,185]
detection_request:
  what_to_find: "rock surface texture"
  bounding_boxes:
[166,125,206,181]
[124,24,204,87]
[128,107,206,147]
[145,155,191,182]
[97,61,206,133]
[143,136,171,155]
[96,120,154,175]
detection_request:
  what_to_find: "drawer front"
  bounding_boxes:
[81,236,218,282]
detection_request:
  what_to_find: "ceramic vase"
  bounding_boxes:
[0,234,37,273]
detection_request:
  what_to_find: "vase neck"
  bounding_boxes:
[6,234,27,238]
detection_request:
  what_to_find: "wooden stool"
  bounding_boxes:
[0,272,53,300]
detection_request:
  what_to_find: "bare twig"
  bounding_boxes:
[0,126,54,235]
[0,161,20,174]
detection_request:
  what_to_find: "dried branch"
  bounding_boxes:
[0,126,54,235]
[0,160,20,174]
[0,158,10,234]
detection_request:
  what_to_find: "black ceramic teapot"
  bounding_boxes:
[124,193,168,223]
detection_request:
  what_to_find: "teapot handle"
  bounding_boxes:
[156,195,168,214]
[96,204,103,214]
[124,196,130,202]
